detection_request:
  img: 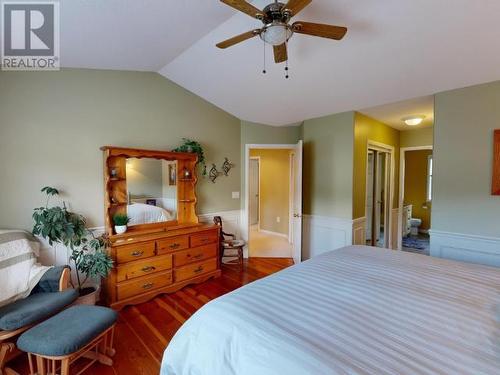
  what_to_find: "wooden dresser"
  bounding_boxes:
[100,146,221,310]
[105,224,220,310]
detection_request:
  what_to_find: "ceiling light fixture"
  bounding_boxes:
[403,116,425,126]
[260,22,293,46]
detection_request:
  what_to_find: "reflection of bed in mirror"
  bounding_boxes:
[126,158,177,225]
[127,202,174,225]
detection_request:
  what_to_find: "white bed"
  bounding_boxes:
[161,245,500,375]
[127,203,172,225]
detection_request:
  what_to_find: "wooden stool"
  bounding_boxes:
[17,306,117,375]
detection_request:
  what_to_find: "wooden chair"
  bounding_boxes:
[0,267,74,375]
[213,216,245,267]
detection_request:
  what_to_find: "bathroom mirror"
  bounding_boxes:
[125,158,177,226]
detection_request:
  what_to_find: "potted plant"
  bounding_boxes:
[32,187,113,305]
[172,138,207,176]
[113,213,130,234]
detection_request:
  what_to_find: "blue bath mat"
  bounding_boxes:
[402,237,427,250]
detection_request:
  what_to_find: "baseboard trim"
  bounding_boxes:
[430,230,500,267]
[258,229,289,239]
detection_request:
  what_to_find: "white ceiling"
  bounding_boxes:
[359,96,434,131]
[60,1,500,126]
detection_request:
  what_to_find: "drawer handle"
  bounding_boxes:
[169,243,181,249]
[194,266,204,274]
[200,238,211,243]
[142,283,154,290]
[131,250,144,257]
[141,266,156,273]
[192,253,203,260]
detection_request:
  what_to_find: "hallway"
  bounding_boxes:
[249,225,292,258]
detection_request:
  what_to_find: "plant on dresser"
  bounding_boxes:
[101,146,222,310]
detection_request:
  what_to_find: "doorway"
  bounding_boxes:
[249,157,260,228]
[365,144,393,248]
[398,146,433,254]
[244,142,303,264]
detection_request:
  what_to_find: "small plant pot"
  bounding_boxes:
[74,286,100,306]
[115,225,127,234]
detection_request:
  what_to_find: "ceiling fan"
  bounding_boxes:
[216,0,347,65]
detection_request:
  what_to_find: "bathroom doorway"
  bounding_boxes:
[398,146,433,255]
[365,144,393,248]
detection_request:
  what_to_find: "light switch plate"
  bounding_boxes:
[232,191,240,199]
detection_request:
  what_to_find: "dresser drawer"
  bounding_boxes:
[157,235,189,255]
[116,254,173,282]
[117,271,173,300]
[174,258,217,283]
[190,231,218,248]
[116,242,156,264]
[173,244,217,267]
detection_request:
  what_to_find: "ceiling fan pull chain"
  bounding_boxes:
[262,39,267,74]
[285,41,289,79]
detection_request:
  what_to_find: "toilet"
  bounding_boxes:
[409,218,422,236]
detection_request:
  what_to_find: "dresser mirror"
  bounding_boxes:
[102,146,199,236]
[126,158,177,226]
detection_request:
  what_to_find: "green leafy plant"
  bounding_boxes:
[172,138,206,176]
[113,213,130,226]
[32,187,113,296]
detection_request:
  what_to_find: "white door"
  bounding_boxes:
[292,141,303,264]
[365,152,374,242]
[249,158,259,226]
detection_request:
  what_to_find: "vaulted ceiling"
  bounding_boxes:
[63,1,500,126]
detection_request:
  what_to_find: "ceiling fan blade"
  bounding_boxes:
[273,43,288,63]
[216,29,261,49]
[283,0,312,17]
[292,21,347,40]
[220,0,264,19]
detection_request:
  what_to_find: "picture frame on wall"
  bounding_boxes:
[169,163,176,186]
[492,129,500,195]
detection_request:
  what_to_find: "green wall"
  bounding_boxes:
[353,112,400,219]
[433,81,500,237]
[302,112,355,219]
[0,69,241,230]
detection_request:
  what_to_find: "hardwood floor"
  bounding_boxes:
[10,258,293,375]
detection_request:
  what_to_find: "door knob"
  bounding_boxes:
[293,213,302,218]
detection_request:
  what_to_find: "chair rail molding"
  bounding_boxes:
[430,230,500,267]
[303,214,354,260]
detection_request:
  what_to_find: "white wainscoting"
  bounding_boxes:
[430,230,500,267]
[303,215,353,260]
[352,217,366,245]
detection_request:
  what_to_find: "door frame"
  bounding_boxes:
[243,144,297,258]
[366,140,395,249]
[397,145,433,250]
[249,156,261,230]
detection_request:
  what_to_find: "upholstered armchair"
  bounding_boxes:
[0,266,77,375]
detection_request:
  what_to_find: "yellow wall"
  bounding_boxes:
[353,112,400,219]
[404,150,432,230]
[400,127,434,148]
[249,149,291,235]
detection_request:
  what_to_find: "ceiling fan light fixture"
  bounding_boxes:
[260,22,293,46]
[403,116,426,126]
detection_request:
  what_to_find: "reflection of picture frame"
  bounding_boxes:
[169,164,176,186]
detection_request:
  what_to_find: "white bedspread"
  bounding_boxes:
[161,246,500,375]
[127,203,172,225]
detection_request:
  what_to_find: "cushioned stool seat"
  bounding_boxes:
[18,305,117,357]
[0,289,78,331]
[17,305,117,375]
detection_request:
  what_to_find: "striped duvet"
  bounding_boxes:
[161,246,500,375]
